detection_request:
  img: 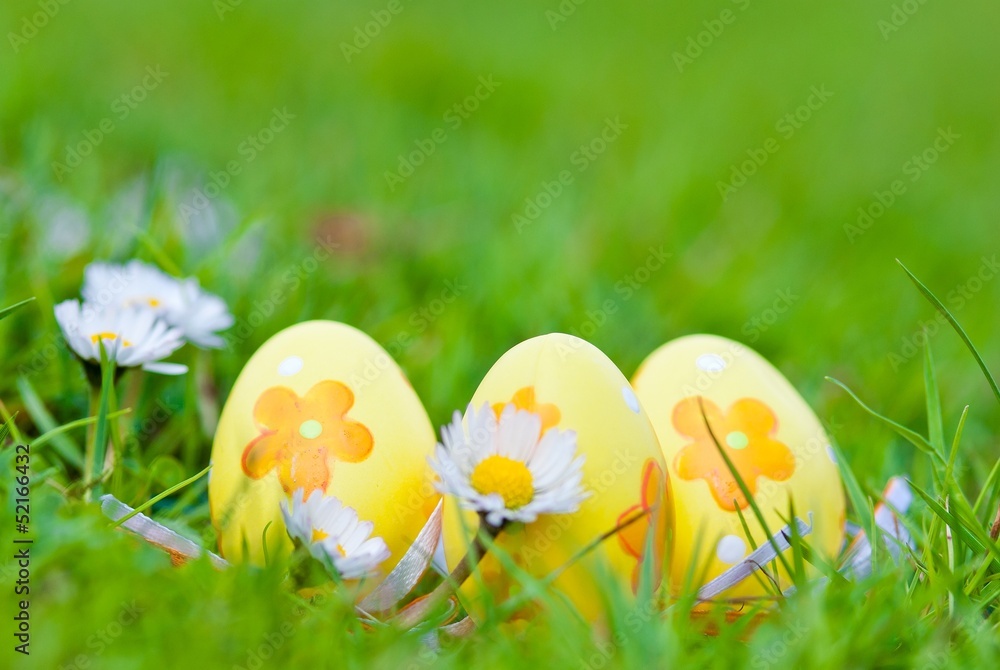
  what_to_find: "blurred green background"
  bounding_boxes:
[1,1,999,666]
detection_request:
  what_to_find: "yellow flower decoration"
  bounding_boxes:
[672,397,794,511]
[241,380,373,494]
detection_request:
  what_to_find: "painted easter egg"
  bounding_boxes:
[631,334,845,603]
[442,333,673,622]
[208,320,439,580]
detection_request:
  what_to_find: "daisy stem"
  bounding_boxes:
[83,345,116,501]
[395,518,503,628]
[82,384,101,503]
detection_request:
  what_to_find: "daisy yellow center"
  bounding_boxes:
[311,528,329,543]
[470,455,534,509]
[90,331,131,347]
[147,297,161,307]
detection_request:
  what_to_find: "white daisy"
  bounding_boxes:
[54,299,188,375]
[82,260,233,349]
[280,489,391,580]
[430,402,590,528]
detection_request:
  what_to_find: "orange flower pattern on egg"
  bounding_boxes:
[492,386,560,434]
[241,380,373,494]
[672,397,794,511]
[616,458,669,592]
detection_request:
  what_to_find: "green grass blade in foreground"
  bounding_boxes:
[17,375,88,469]
[973,456,1000,516]
[697,398,796,580]
[908,480,1000,571]
[0,296,35,321]
[943,406,968,494]
[33,409,130,456]
[0,405,27,444]
[88,343,116,498]
[0,414,13,443]
[111,464,212,527]
[828,437,877,561]
[899,259,1000,407]
[923,342,945,456]
[826,377,941,462]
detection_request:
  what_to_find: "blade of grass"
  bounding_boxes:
[924,342,945,456]
[899,259,1000,407]
[110,464,212,527]
[697,397,796,580]
[0,404,26,445]
[735,504,759,551]
[828,436,877,565]
[909,480,1000,571]
[827,376,941,462]
[16,375,86,470]
[0,296,35,321]
[0,415,13,443]
[973,456,1000,516]
[88,343,116,499]
[33,409,130,456]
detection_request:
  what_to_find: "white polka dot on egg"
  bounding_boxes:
[277,355,303,377]
[622,385,641,413]
[716,534,747,564]
[826,445,837,464]
[695,353,727,373]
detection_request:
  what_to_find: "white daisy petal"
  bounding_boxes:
[141,362,189,375]
[428,400,588,528]
[81,259,232,349]
[54,299,186,375]
[280,488,389,580]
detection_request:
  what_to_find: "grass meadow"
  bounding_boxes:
[1,1,999,668]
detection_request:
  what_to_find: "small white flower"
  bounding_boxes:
[82,260,233,349]
[430,402,590,527]
[280,489,391,580]
[54,299,188,375]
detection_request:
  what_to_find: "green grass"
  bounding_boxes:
[2,0,1000,667]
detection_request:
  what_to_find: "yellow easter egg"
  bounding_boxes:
[208,320,439,580]
[631,334,846,603]
[442,333,673,622]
